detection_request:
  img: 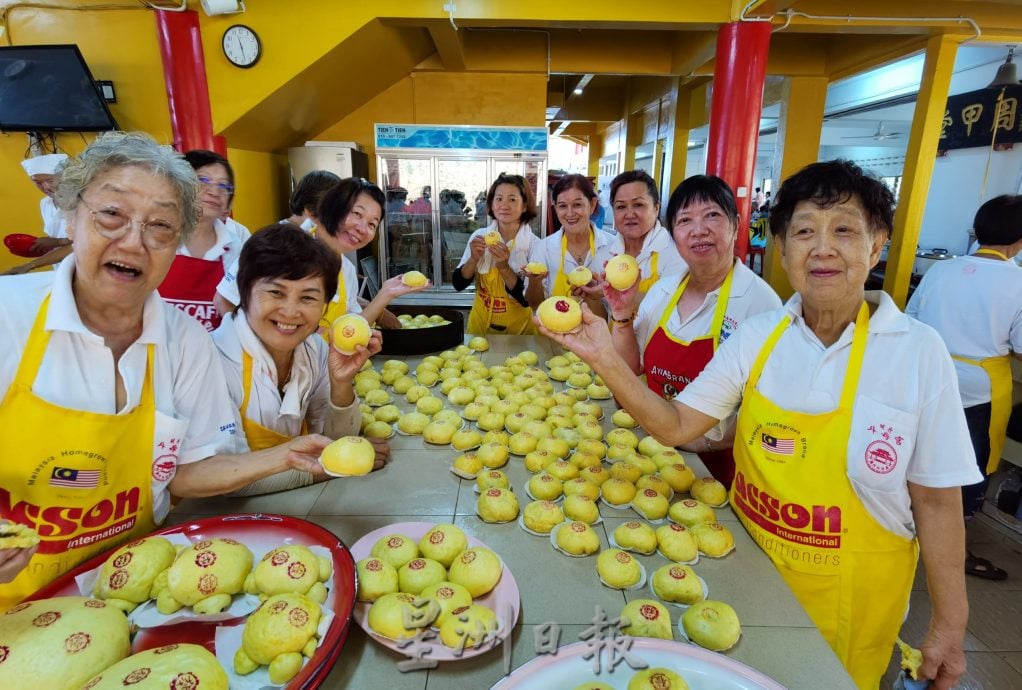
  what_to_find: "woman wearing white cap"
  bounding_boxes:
[2,154,72,275]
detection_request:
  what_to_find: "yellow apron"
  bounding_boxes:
[637,251,659,295]
[952,354,1013,475]
[551,229,596,297]
[643,264,735,351]
[239,350,308,452]
[319,266,349,336]
[466,240,536,335]
[731,303,918,689]
[0,295,156,609]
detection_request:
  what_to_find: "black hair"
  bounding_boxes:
[769,160,894,239]
[317,177,387,239]
[486,173,538,224]
[183,149,235,201]
[664,175,739,235]
[973,195,1022,246]
[551,174,597,203]
[236,223,341,313]
[610,170,660,207]
[290,170,341,216]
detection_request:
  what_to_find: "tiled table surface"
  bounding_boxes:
[173,334,855,689]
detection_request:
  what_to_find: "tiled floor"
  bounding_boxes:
[880,513,1022,690]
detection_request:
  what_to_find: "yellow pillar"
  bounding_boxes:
[624,111,639,172]
[764,75,828,300]
[587,134,602,178]
[883,33,960,308]
[667,84,692,193]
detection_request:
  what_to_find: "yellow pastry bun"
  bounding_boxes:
[397,411,431,435]
[620,599,673,640]
[234,593,322,683]
[368,592,435,640]
[523,500,566,534]
[422,580,473,627]
[245,544,332,602]
[638,436,670,457]
[555,521,600,556]
[84,643,228,690]
[668,499,717,528]
[567,266,593,286]
[609,460,642,484]
[612,409,638,428]
[691,522,735,557]
[448,547,503,597]
[659,463,697,493]
[581,465,610,486]
[636,473,673,499]
[605,253,640,290]
[416,395,445,415]
[508,431,539,456]
[596,548,642,589]
[156,538,254,615]
[364,389,392,406]
[356,557,398,602]
[451,428,484,451]
[586,383,612,400]
[484,230,502,246]
[600,478,637,506]
[0,521,39,549]
[570,451,603,470]
[93,536,177,612]
[0,596,130,690]
[536,436,571,459]
[398,557,448,596]
[468,336,490,352]
[577,439,607,460]
[476,469,510,492]
[563,477,601,501]
[528,472,564,501]
[331,313,371,354]
[651,449,685,469]
[402,270,429,287]
[613,521,658,555]
[477,487,520,523]
[656,523,699,563]
[423,420,459,445]
[477,441,510,469]
[682,600,741,651]
[373,404,402,423]
[370,534,419,569]
[526,262,548,274]
[545,459,580,481]
[627,668,690,690]
[524,449,555,473]
[632,488,670,520]
[319,436,376,477]
[438,604,499,649]
[563,494,600,524]
[537,296,582,333]
[690,476,729,507]
[606,428,639,449]
[418,523,468,568]
[652,564,704,606]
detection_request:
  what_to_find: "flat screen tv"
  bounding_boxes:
[0,44,117,132]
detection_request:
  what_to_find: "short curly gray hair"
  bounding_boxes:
[53,131,201,243]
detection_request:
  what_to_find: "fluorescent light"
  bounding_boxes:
[573,87,583,95]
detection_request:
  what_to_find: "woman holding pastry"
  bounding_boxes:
[212,223,390,496]
[0,133,335,608]
[608,175,780,486]
[453,173,540,335]
[539,160,978,689]
[526,174,614,318]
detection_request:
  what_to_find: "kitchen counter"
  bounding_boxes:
[172,334,856,690]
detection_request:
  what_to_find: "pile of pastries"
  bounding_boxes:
[356,523,506,650]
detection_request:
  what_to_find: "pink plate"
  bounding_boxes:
[349,521,521,661]
[26,513,356,690]
[4,233,47,258]
[492,637,786,690]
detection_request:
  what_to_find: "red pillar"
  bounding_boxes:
[705,21,771,260]
[154,9,218,153]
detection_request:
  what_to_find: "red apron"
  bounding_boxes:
[159,254,226,332]
[643,264,736,486]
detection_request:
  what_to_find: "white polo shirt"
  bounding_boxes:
[457,221,538,275]
[607,222,687,286]
[634,260,781,351]
[41,197,66,239]
[217,254,361,316]
[906,255,1022,407]
[527,226,616,297]
[212,310,360,452]
[678,290,983,539]
[0,257,238,524]
[176,217,249,267]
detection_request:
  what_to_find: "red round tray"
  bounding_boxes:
[4,233,48,258]
[26,513,356,689]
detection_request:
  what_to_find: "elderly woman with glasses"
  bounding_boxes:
[158,149,250,332]
[0,132,335,609]
[453,173,540,335]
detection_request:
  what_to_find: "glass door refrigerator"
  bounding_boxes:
[375,124,548,306]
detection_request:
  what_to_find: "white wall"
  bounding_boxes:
[919,146,1022,254]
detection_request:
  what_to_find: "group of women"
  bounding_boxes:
[0,129,1011,690]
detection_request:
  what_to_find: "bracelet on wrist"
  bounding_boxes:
[704,437,713,453]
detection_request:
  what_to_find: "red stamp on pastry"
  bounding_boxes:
[865,440,897,474]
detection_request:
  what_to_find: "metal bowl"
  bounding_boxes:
[378,305,464,356]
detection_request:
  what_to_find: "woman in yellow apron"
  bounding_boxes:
[607,175,780,486]
[906,194,1022,581]
[540,160,978,689]
[212,225,388,495]
[453,173,539,335]
[525,174,614,319]
[1,133,335,608]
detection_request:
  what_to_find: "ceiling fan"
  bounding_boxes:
[841,121,904,141]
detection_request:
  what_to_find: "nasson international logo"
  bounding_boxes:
[732,471,842,549]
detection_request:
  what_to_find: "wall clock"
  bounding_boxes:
[222,24,261,68]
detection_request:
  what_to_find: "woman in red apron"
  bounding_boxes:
[212,224,388,495]
[606,176,780,486]
[540,161,977,689]
[160,150,247,332]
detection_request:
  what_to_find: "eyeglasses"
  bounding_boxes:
[78,195,182,250]
[197,175,235,196]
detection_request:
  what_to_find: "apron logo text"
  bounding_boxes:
[733,471,842,548]
[0,486,141,552]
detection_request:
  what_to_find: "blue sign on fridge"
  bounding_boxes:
[375,124,547,151]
